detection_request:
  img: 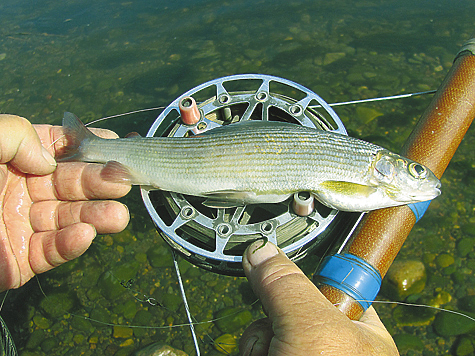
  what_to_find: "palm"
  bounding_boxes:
[0,123,130,291]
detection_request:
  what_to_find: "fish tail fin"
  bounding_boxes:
[58,112,99,161]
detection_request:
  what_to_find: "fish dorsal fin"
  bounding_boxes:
[201,189,256,208]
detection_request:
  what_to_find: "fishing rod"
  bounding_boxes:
[314,38,475,320]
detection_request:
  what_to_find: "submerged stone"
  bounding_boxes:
[133,343,188,356]
[458,295,475,313]
[393,333,424,352]
[456,336,474,356]
[215,307,252,333]
[323,52,346,65]
[214,334,237,354]
[433,310,475,336]
[147,245,173,268]
[457,237,475,257]
[356,106,384,124]
[435,253,455,268]
[39,292,77,318]
[392,303,435,326]
[381,260,426,300]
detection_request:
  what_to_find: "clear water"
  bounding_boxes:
[1,0,475,355]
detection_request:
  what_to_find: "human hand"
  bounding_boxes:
[240,241,399,356]
[0,114,131,292]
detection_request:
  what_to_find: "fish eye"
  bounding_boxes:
[408,162,427,179]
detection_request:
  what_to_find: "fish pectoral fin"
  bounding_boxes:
[201,190,256,208]
[317,181,378,197]
[100,161,150,186]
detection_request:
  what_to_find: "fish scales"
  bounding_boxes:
[79,126,378,193]
[61,113,441,211]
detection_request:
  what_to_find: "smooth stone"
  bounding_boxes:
[393,333,424,352]
[456,336,474,356]
[462,222,475,236]
[134,343,188,356]
[39,292,76,318]
[33,315,51,329]
[214,334,237,354]
[457,238,475,257]
[113,325,134,338]
[433,309,475,336]
[69,316,94,333]
[435,253,455,268]
[392,303,435,326]
[98,271,125,300]
[381,260,426,300]
[41,337,56,352]
[215,307,252,333]
[356,106,384,124]
[147,245,173,268]
[323,52,346,66]
[26,329,45,349]
[458,295,475,313]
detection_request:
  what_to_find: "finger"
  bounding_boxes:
[29,223,96,275]
[33,123,119,157]
[242,240,342,325]
[28,162,131,201]
[239,318,273,356]
[30,200,130,234]
[0,115,56,175]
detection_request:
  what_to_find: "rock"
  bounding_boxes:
[214,334,237,354]
[462,222,475,236]
[458,295,475,312]
[433,310,475,336]
[393,334,424,352]
[381,260,426,300]
[356,106,384,124]
[392,303,435,326]
[457,238,475,257]
[435,253,455,268]
[39,292,77,318]
[456,336,474,356]
[215,307,252,333]
[147,245,173,268]
[323,52,346,66]
[113,325,133,338]
[134,343,188,356]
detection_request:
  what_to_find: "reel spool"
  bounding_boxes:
[141,74,355,276]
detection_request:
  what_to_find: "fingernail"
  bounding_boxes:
[41,147,57,167]
[242,336,259,356]
[247,239,279,267]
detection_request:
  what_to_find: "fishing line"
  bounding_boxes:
[309,90,436,108]
[332,299,475,323]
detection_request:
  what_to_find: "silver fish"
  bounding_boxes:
[60,112,441,212]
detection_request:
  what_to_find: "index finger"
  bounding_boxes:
[33,124,119,158]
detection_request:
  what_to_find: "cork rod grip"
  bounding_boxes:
[318,41,475,320]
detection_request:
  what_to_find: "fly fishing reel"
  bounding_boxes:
[141,74,356,275]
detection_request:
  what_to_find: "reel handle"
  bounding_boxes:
[316,39,475,320]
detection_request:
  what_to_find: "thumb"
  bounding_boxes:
[242,239,340,320]
[240,240,352,355]
[0,115,57,175]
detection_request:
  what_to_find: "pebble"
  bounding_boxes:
[435,253,455,268]
[215,307,252,333]
[433,309,475,336]
[381,260,426,300]
[113,325,133,338]
[134,343,188,356]
[214,334,237,354]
